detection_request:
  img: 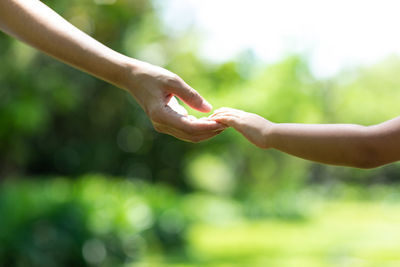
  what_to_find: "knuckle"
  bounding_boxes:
[171,73,180,81]
[183,89,201,105]
[188,89,199,100]
[187,90,196,100]
[166,74,180,86]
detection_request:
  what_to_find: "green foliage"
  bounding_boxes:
[333,57,400,124]
[0,175,189,266]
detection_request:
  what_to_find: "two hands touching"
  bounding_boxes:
[210,108,272,148]
[127,61,263,144]
[127,61,267,144]
[124,60,226,142]
[126,61,264,144]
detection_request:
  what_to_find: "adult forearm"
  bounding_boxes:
[269,123,379,168]
[0,0,130,88]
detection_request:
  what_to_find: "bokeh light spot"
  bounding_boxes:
[82,238,107,265]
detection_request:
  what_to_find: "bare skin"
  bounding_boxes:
[0,0,225,142]
[210,108,400,169]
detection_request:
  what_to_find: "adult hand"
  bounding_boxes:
[124,60,225,142]
[0,0,224,142]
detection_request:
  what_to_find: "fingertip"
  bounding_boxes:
[211,116,227,125]
[208,112,218,119]
[212,115,236,127]
[190,118,227,131]
[203,119,226,129]
[200,99,212,112]
[209,108,228,118]
[214,120,228,129]
[175,87,212,113]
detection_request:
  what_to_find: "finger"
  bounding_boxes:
[172,128,224,143]
[186,130,224,143]
[210,111,241,121]
[158,105,226,134]
[209,107,242,118]
[210,115,240,128]
[154,122,224,142]
[168,79,212,113]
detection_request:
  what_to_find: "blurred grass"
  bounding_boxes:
[2,176,400,266]
[188,201,400,267]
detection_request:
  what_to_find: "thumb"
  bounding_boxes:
[170,80,212,113]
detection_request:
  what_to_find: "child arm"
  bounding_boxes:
[211,108,400,169]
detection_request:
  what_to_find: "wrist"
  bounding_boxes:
[119,57,141,90]
[88,52,135,90]
[121,58,158,92]
[263,122,278,149]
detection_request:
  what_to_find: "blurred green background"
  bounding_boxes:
[1,0,400,266]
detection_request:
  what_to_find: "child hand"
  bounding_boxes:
[210,108,274,149]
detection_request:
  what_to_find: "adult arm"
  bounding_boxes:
[0,0,224,142]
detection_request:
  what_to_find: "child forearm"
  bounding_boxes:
[212,109,400,169]
[0,0,130,88]
[268,124,375,167]
[268,121,399,168]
